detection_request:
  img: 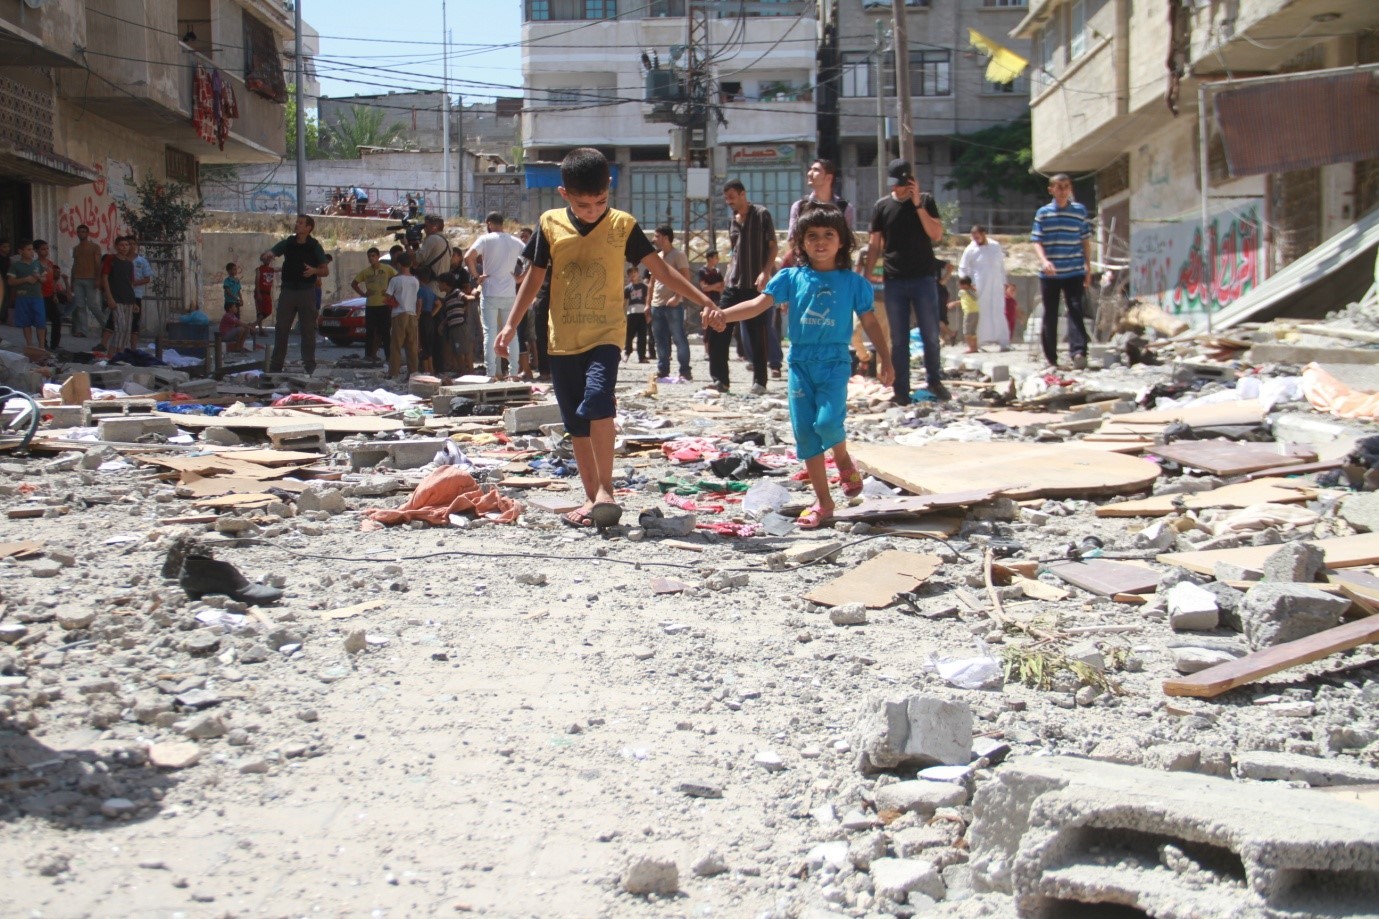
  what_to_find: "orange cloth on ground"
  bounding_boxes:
[363,466,521,526]
[1302,362,1379,420]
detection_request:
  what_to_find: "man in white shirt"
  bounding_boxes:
[958,224,1009,349]
[464,211,527,379]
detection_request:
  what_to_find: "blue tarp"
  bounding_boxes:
[524,163,621,190]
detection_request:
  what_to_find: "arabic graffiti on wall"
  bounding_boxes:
[56,158,135,251]
[1129,201,1263,316]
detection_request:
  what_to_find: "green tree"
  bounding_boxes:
[117,174,206,242]
[322,106,408,159]
[945,115,1044,206]
[285,86,323,159]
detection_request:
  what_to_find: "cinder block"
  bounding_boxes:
[504,402,565,434]
[968,755,1379,918]
[97,414,178,442]
[176,379,219,400]
[84,398,155,417]
[267,423,326,452]
[42,405,88,428]
[386,438,446,469]
[854,694,973,772]
[981,362,1011,383]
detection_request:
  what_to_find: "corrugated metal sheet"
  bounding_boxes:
[1215,71,1379,177]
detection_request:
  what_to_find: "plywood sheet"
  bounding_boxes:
[1095,477,1318,518]
[1159,532,1379,576]
[832,488,1000,522]
[803,550,942,608]
[1150,440,1316,476]
[1114,402,1267,428]
[220,449,325,466]
[0,541,42,560]
[1163,613,1379,698]
[156,411,403,434]
[976,410,1066,428]
[1047,560,1161,596]
[869,516,963,539]
[850,442,1161,500]
[176,475,309,499]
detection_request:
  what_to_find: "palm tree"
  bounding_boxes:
[323,106,408,158]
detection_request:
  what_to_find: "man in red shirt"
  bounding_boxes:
[253,252,275,331]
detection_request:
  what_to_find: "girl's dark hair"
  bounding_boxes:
[790,203,854,270]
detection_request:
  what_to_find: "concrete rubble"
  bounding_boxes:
[2,310,1379,917]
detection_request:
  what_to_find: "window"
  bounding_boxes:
[1070,0,1087,59]
[1040,20,1059,76]
[242,13,285,102]
[840,52,874,97]
[166,147,197,185]
[883,50,951,96]
[982,0,1027,6]
[863,0,928,8]
[647,0,685,14]
[629,170,683,229]
[584,0,616,18]
[528,0,549,18]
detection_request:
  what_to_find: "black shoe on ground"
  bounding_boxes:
[928,382,953,402]
[180,554,284,605]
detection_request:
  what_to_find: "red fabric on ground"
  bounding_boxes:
[363,466,521,526]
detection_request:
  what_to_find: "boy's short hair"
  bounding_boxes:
[654,224,674,242]
[970,224,987,234]
[297,213,316,231]
[789,202,854,271]
[414,266,433,283]
[959,275,974,285]
[705,250,718,261]
[32,239,47,249]
[1049,173,1072,186]
[722,179,746,195]
[485,211,504,225]
[367,247,380,256]
[17,239,33,250]
[225,262,236,273]
[394,252,413,269]
[560,148,611,196]
[436,272,457,290]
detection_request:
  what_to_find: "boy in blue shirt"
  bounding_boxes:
[6,241,46,348]
[711,203,892,528]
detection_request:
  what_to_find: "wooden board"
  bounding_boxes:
[1113,401,1267,428]
[803,550,942,608]
[176,475,309,499]
[1329,570,1379,614]
[219,449,325,466]
[1095,478,1318,518]
[975,410,1065,428]
[1046,559,1161,596]
[0,541,42,560]
[1163,613,1379,698]
[1241,459,1345,481]
[849,442,1161,501]
[155,411,403,434]
[1159,533,1379,576]
[832,488,1000,521]
[524,492,584,515]
[1150,440,1316,476]
[869,516,962,539]
[191,494,278,509]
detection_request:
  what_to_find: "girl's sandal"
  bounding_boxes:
[798,504,830,530]
[838,466,864,498]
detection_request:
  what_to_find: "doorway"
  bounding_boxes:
[0,179,32,243]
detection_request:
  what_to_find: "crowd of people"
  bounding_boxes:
[0,226,162,358]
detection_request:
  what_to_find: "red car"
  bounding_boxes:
[318,296,367,347]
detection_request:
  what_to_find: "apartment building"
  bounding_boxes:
[1013,0,1379,320]
[520,0,818,229]
[0,0,289,257]
[830,0,1038,231]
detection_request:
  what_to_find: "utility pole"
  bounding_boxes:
[890,0,914,169]
[456,92,465,219]
[874,19,888,203]
[294,0,306,214]
[681,2,716,261]
[442,1,451,217]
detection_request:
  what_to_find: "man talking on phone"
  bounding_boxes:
[862,158,948,404]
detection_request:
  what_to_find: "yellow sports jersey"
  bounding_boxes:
[541,207,638,355]
[959,289,980,315]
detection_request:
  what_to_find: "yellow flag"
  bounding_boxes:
[969,29,1029,84]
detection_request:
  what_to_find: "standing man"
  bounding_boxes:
[464,211,526,380]
[415,215,452,290]
[1031,173,1093,369]
[958,224,1009,349]
[863,159,948,404]
[69,225,104,337]
[263,214,330,375]
[713,180,777,395]
[98,237,138,354]
[351,247,395,363]
[786,158,855,241]
[647,224,694,382]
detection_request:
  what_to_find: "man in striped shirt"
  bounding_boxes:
[1030,173,1093,370]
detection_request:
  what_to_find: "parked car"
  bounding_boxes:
[318,296,367,346]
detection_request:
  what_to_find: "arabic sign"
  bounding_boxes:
[1130,201,1263,317]
[728,144,797,167]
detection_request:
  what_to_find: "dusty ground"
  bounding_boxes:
[4,324,1379,918]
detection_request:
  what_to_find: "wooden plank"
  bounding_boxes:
[803,550,942,608]
[832,488,1000,522]
[220,449,325,466]
[1150,440,1316,476]
[1159,533,1379,576]
[1095,478,1318,518]
[849,442,1161,501]
[175,475,309,499]
[1242,459,1346,481]
[1046,559,1161,596]
[868,516,962,539]
[0,541,43,560]
[974,410,1066,428]
[1330,570,1379,614]
[156,411,402,434]
[1114,401,1267,428]
[1163,614,1379,698]
[191,494,278,509]
[524,492,583,515]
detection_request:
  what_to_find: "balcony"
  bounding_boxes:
[1190,0,1379,76]
[0,0,85,66]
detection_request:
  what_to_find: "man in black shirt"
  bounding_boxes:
[714,180,777,394]
[263,214,330,375]
[863,159,949,404]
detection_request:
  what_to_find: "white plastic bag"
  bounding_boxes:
[742,480,790,518]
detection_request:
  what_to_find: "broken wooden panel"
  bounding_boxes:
[803,550,941,608]
[1159,533,1379,576]
[1095,477,1319,518]
[849,442,1161,501]
[832,488,1001,522]
[1046,560,1162,597]
[1150,440,1317,476]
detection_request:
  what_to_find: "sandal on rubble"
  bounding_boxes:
[561,509,594,528]
[797,504,830,530]
[838,466,864,498]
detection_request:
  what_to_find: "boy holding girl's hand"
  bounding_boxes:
[497,148,721,528]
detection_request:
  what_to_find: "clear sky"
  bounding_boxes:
[306,0,524,102]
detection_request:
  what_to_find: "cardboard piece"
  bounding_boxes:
[1046,559,1161,596]
[1012,576,1070,601]
[976,410,1066,428]
[1109,401,1267,429]
[524,492,584,515]
[649,577,689,594]
[0,541,43,560]
[832,488,1000,522]
[1159,533,1379,576]
[1241,459,1345,481]
[176,475,309,499]
[1095,477,1318,518]
[190,494,278,509]
[869,516,963,540]
[221,449,325,466]
[1149,440,1316,476]
[320,599,387,621]
[59,372,92,405]
[1163,613,1379,698]
[157,411,403,434]
[851,442,1160,500]
[803,550,942,608]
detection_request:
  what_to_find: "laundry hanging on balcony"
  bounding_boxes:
[967,30,1028,85]
[192,63,239,151]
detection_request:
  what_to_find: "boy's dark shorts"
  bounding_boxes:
[549,343,620,438]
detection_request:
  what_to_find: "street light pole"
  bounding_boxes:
[294,0,306,214]
[442,0,451,216]
[874,19,887,204]
[890,0,914,168]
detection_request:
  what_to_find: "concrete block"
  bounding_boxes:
[267,423,327,452]
[1270,411,1364,461]
[177,379,219,400]
[84,398,155,417]
[504,402,564,434]
[1087,343,1120,367]
[1340,493,1379,533]
[870,858,945,903]
[981,362,1010,383]
[1166,581,1220,632]
[969,755,1379,918]
[874,779,967,816]
[97,414,178,442]
[386,438,446,470]
[855,693,973,772]
[42,404,87,428]
[1234,750,1379,787]
[1260,542,1324,583]
[1239,583,1350,650]
[1249,342,1379,366]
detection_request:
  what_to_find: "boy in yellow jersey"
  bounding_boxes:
[498,148,721,528]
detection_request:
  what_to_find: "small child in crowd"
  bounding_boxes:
[223,263,243,314]
[438,271,474,375]
[623,266,649,363]
[708,203,892,529]
[7,240,46,348]
[949,275,979,353]
[384,251,419,380]
[254,252,275,331]
[219,301,252,352]
[414,266,441,373]
[497,147,717,529]
[1004,281,1019,338]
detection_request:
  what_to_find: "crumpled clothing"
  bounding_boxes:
[1211,502,1319,535]
[662,437,727,464]
[1302,362,1379,420]
[271,392,399,415]
[363,466,521,526]
[155,401,226,415]
[665,492,725,514]
[696,521,759,538]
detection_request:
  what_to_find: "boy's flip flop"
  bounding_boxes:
[561,509,594,528]
[589,502,623,529]
[838,467,864,498]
